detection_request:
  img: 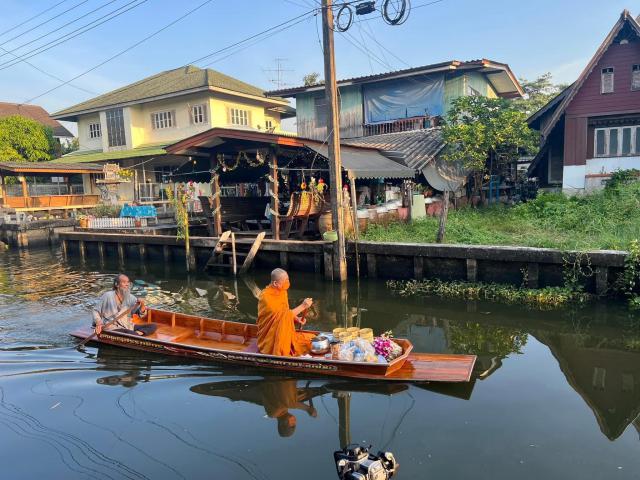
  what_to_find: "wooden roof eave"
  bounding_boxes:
[541,11,640,139]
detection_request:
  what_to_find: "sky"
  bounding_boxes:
[0,0,636,134]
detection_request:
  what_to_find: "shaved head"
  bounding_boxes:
[270,268,290,291]
[271,268,288,282]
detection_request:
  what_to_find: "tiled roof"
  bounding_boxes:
[57,143,168,163]
[53,65,279,118]
[342,128,444,172]
[0,102,73,137]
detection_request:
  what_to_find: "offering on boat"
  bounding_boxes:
[373,331,403,362]
[333,327,347,337]
[334,338,379,363]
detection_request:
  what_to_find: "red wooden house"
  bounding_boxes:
[528,10,640,192]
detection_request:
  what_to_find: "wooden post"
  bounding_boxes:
[323,243,333,280]
[79,240,86,262]
[118,243,125,265]
[20,176,28,205]
[211,171,222,236]
[436,190,450,243]
[163,245,171,263]
[348,172,360,278]
[322,0,347,282]
[0,175,5,207]
[367,253,377,278]
[61,239,68,258]
[138,244,146,261]
[270,150,279,240]
[466,258,478,283]
[527,263,539,289]
[279,251,289,269]
[413,257,424,281]
[596,266,609,296]
[98,242,105,266]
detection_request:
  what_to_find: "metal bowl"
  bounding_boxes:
[310,335,330,354]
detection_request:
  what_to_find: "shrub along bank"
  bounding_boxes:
[364,176,640,251]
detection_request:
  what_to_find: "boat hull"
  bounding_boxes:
[70,326,476,383]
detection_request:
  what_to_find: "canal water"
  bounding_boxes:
[1,248,640,479]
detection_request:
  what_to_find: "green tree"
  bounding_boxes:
[0,115,54,162]
[303,72,322,86]
[516,72,569,115]
[438,96,537,242]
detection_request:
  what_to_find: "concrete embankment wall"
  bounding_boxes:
[57,232,628,296]
[0,219,77,247]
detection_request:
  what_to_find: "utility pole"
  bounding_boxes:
[321,0,347,282]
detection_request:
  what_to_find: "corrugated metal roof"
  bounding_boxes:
[0,161,103,173]
[53,65,286,119]
[306,144,415,179]
[342,128,444,172]
[267,59,523,98]
[57,144,168,163]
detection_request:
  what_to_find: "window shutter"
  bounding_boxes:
[171,110,177,128]
[150,113,156,129]
[189,106,194,125]
[632,66,640,90]
[227,107,232,125]
[247,110,252,127]
[601,68,614,93]
[203,104,209,123]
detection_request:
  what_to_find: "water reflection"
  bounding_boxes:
[2,248,640,478]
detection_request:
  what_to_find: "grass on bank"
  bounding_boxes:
[363,178,640,251]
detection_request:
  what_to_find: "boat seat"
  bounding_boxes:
[196,330,252,345]
[243,339,259,353]
[147,325,193,343]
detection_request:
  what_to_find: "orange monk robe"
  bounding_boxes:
[257,285,315,356]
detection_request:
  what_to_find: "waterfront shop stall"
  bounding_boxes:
[165,128,415,240]
[0,161,102,215]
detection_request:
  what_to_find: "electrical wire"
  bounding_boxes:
[0,0,151,71]
[0,0,90,47]
[0,0,121,60]
[0,0,70,39]
[22,0,216,104]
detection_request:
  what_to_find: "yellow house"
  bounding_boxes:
[52,65,294,202]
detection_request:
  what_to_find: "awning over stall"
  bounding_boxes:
[305,144,415,179]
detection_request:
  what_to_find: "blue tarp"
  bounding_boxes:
[120,204,157,218]
[363,74,445,124]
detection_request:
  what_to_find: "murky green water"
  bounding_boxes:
[1,248,640,479]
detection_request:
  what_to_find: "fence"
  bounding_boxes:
[88,217,148,229]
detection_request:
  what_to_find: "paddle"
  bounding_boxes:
[77,302,140,349]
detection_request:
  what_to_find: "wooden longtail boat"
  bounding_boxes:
[70,308,476,383]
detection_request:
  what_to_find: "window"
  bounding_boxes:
[152,110,174,129]
[592,367,606,390]
[191,104,206,124]
[633,65,640,91]
[105,108,126,147]
[230,108,249,126]
[265,119,274,130]
[601,67,614,93]
[88,122,101,139]
[466,84,481,96]
[594,126,640,157]
[314,96,328,127]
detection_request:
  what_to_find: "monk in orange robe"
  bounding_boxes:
[257,268,315,356]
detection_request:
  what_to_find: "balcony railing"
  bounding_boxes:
[363,116,435,137]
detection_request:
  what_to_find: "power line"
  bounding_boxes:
[0,0,70,39]
[0,0,90,47]
[23,0,217,104]
[0,44,96,95]
[0,0,121,60]
[0,0,150,71]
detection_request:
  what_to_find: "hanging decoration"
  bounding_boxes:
[217,153,239,172]
[246,149,268,167]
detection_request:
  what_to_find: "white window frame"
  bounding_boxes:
[88,122,101,139]
[152,110,174,130]
[632,64,640,91]
[594,125,640,157]
[191,104,206,125]
[230,108,249,126]
[601,67,614,94]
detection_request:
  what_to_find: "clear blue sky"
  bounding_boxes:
[0,0,635,122]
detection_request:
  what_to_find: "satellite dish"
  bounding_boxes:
[422,157,468,192]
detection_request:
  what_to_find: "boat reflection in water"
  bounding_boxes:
[191,378,410,444]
